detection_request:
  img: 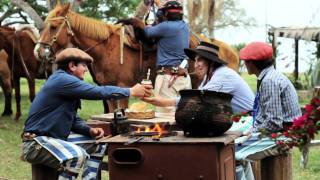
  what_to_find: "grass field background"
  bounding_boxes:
[0,73,319,179]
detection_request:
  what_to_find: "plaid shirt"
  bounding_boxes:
[253,66,302,132]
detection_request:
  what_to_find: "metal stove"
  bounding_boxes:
[103,131,240,180]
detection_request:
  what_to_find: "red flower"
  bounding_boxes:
[293,114,307,127]
[271,133,277,139]
[241,111,249,116]
[276,140,284,145]
[305,104,314,112]
[231,116,241,122]
[283,131,289,137]
[230,111,250,123]
[311,97,320,106]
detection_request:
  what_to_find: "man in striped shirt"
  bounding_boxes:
[240,42,302,133]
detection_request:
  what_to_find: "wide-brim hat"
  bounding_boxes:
[55,48,93,64]
[184,41,227,65]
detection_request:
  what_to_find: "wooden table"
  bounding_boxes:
[90,112,176,126]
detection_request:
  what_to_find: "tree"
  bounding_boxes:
[79,0,140,22]
[0,0,48,28]
[11,0,45,29]
[233,43,246,73]
[187,0,256,38]
[0,0,141,29]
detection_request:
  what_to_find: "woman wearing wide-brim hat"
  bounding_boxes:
[142,41,255,113]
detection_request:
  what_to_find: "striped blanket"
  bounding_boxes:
[230,116,279,161]
[33,133,107,180]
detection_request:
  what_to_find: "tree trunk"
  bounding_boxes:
[207,0,215,39]
[11,0,44,29]
[47,0,81,11]
[134,1,150,20]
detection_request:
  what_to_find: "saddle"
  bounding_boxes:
[122,25,156,52]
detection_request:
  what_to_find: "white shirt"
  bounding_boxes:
[198,66,255,113]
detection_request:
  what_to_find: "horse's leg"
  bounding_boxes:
[117,82,129,110]
[1,77,13,116]
[27,78,35,102]
[103,100,110,113]
[119,99,129,109]
[13,77,21,121]
[107,100,117,113]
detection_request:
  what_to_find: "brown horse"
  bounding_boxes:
[0,26,51,120]
[0,50,13,116]
[35,3,239,112]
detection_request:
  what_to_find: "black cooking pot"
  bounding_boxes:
[175,89,233,137]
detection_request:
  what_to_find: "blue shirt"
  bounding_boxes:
[252,66,302,132]
[144,21,189,67]
[198,66,255,113]
[24,70,130,140]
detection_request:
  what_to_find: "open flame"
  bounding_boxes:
[135,124,164,136]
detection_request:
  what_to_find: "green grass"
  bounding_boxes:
[0,73,318,179]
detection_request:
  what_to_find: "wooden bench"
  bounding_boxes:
[252,152,292,180]
[31,164,58,180]
[32,162,109,180]
[31,120,111,179]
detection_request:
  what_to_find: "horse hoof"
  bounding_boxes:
[14,115,20,121]
[2,110,13,116]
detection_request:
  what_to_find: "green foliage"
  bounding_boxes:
[311,59,320,86]
[214,0,256,29]
[80,0,140,22]
[0,0,140,26]
[316,42,320,59]
[0,0,48,25]
[0,0,11,10]
[25,0,49,18]
[287,73,312,90]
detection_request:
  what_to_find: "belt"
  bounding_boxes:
[21,132,37,142]
[156,67,187,77]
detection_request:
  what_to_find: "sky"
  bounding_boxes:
[215,0,320,72]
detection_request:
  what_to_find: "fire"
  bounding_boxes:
[135,123,164,135]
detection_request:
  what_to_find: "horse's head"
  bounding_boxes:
[34,3,74,62]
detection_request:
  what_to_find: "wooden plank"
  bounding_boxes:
[90,112,175,125]
[260,152,292,180]
[100,131,241,145]
[309,140,320,146]
[252,161,261,180]
[32,164,58,180]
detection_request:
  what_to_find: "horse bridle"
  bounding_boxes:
[36,15,75,59]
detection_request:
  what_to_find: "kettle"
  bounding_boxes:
[112,108,129,135]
